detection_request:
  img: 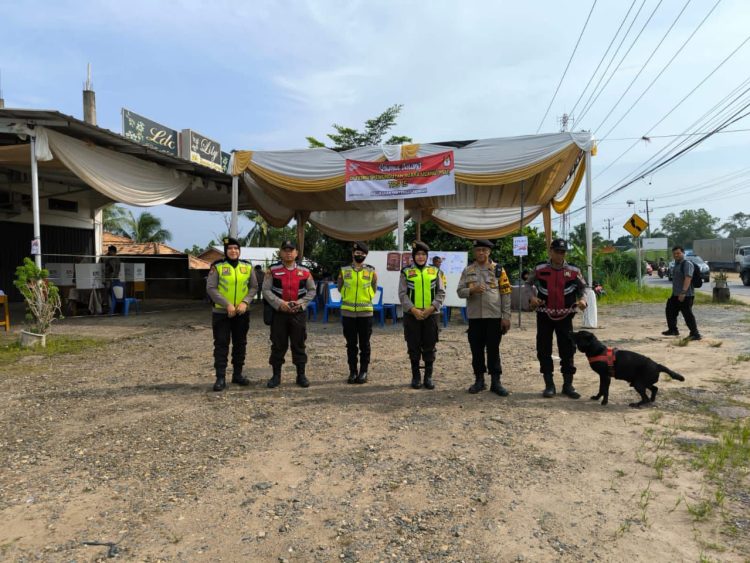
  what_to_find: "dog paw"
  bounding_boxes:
[628,403,641,408]
[590,395,599,401]
[601,399,608,406]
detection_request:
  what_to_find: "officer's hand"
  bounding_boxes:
[226,304,237,317]
[529,296,543,309]
[237,302,248,315]
[577,299,588,311]
[501,319,511,334]
[411,307,423,320]
[677,294,685,303]
[279,301,291,312]
[470,283,486,295]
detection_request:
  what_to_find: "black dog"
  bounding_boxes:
[572,330,685,408]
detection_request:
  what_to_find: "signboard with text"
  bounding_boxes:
[513,236,529,256]
[180,129,223,172]
[642,237,668,251]
[122,109,179,156]
[344,151,455,202]
[221,151,232,174]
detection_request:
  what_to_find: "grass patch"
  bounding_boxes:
[734,354,750,363]
[0,335,106,363]
[692,420,750,479]
[598,282,671,305]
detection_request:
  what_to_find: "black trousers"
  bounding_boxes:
[212,312,250,376]
[665,295,698,334]
[269,311,307,367]
[403,314,439,365]
[342,316,373,372]
[536,312,576,376]
[468,318,503,376]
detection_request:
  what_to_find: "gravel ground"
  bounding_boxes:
[1,301,749,561]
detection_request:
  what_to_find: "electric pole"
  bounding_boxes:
[640,198,654,237]
[602,218,614,242]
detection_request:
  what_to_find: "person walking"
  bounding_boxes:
[262,240,316,388]
[527,238,588,398]
[662,245,701,340]
[456,239,512,396]
[253,264,265,301]
[338,241,378,384]
[206,237,258,392]
[399,241,445,390]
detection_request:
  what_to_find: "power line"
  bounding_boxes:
[535,0,597,133]
[601,126,750,141]
[568,0,638,118]
[593,0,691,135]
[574,0,661,128]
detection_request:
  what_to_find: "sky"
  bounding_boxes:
[2,0,750,250]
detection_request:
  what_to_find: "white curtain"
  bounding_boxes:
[37,127,192,206]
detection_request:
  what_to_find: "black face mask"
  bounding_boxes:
[353,255,366,263]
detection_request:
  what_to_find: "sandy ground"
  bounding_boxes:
[1,301,749,562]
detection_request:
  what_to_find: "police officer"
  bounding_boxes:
[527,238,588,398]
[399,241,445,389]
[206,237,258,392]
[262,240,316,388]
[456,239,512,396]
[337,241,378,384]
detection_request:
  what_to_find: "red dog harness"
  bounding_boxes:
[588,347,617,377]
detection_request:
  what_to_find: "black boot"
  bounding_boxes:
[542,373,556,398]
[213,375,226,392]
[356,366,368,384]
[296,365,310,388]
[468,373,486,394]
[267,366,281,388]
[410,362,422,389]
[562,374,580,399]
[231,366,250,386]
[490,373,509,397]
[347,366,358,384]
[423,364,434,390]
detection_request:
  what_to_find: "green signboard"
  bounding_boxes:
[121,109,179,156]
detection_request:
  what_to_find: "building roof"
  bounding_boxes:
[103,232,211,269]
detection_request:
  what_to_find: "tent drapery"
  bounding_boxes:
[231,132,592,240]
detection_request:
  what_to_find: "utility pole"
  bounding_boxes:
[602,218,614,242]
[640,198,654,237]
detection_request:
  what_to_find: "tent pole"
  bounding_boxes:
[585,148,593,287]
[518,180,525,328]
[229,175,239,238]
[397,198,405,251]
[296,211,305,258]
[30,135,42,268]
[416,219,421,241]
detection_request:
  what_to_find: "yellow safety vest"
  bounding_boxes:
[340,265,375,313]
[403,265,439,309]
[215,260,252,309]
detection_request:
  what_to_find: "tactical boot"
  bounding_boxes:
[231,367,250,386]
[468,374,486,394]
[423,364,435,390]
[410,362,422,389]
[267,366,282,388]
[213,375,226,392]
[542,373,556,398]
[347,370,358,384]
[295,365,310,388]
[490,374,509,397]
[561,374,580,399]
[356,367,368,384]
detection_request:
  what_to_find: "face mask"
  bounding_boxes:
[353,255,366,263]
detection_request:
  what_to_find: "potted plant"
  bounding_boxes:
[713,270,729,288]
[712,270,730,303]
[13,258,63,347]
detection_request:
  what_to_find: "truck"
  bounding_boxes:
[693,237,750,271]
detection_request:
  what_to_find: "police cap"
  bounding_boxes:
[473,239,494,249]
[352,241,369,254]
[550,238,569,251]
[411,240,430,256]
[279,240,297,250]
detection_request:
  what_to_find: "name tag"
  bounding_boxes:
[222,267,230,275]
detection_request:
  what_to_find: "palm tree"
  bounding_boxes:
[242,210,271,247]
[102,204,129,234]
[120,210,172,243]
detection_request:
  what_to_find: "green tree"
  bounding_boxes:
[307,104,412,150]
[719,212,750,238]
[102,204,129,234]
[660,208,718,248]
[613,235,634,249]
[119,210,172,243]
[568,223,604,250]
[184,244,205,255]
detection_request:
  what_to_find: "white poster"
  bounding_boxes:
[513,236,529,256]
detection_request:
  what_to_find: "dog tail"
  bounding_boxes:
[658,364,685,381]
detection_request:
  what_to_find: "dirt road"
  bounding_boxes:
[1,302,748,561]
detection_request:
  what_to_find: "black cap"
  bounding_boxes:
[223,237,241,251]
[411,241,430,256]
[473,239,494,249]
[107,245,117,253]
[550,238,568,251]
[280,240,297,250]
[352,241,369,254]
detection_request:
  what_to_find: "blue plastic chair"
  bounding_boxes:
[110,281,140,316]
[461,307,468,323]
[323,282,342,323]
[441,306,449,327]
[372,286,397,325]
[307,299,318,321]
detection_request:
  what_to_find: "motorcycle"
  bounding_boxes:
[657,264,667,279]
[646,263,653,276]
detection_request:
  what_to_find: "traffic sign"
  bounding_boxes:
[624,213,648,238]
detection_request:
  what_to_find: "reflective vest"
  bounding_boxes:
[403,265,439,309]
[214,260,252,309]
[340,264,375,313]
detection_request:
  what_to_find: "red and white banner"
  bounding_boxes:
[345,151,455,202]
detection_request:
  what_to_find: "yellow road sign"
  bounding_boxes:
[624,213,648,238]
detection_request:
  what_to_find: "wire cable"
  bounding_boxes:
[535,0,597,133]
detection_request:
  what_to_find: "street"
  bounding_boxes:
[644,271,750,301]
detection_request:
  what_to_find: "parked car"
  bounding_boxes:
[740,255,750,286]
[667,255,711,283]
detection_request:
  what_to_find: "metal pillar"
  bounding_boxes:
[584,149,593,287]
[30,135,42,268]
[397,198,405,251]
[229,175,239,238]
